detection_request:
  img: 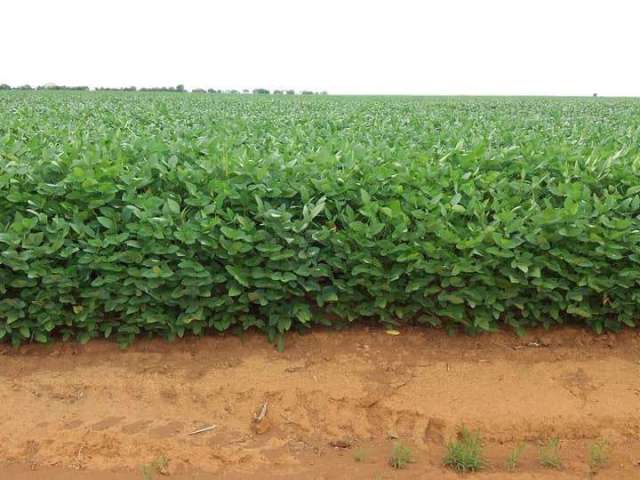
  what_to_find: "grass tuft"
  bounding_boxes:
[389,442,413,469]
[588,438,609,472]
[539,438,562,469]
[506,442,526,471]
[443,427,485,472]
[140,455,169,479]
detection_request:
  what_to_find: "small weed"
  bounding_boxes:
[589,438,609,472]
[353,447,368,462]
[444,427,485,472]
[140,465,153,480]
[506,442,526,471]
[389,442,413,469]
[140,455,169,479]
[539,438,562,469]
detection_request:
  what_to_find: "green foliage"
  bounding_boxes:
[444,427,485,472]
[506,442,526,471]
[389,442,412,469]
[539,438,563,469]
[588,438,609,472]
[140,455,168,479]
[1,92,640,346]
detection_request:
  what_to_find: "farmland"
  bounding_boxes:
[1,92,640,479]
[2,92,640,346]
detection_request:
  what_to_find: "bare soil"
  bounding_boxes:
[1,326,640,479]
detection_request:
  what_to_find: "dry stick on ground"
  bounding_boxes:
[252,400,271,434]
[255,401,268,422]
[188,425,217,435]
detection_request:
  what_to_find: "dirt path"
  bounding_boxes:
[1,326,639,479]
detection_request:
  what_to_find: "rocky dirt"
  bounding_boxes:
[1,326,640,479]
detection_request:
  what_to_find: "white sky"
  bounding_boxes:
[2,0,639,96]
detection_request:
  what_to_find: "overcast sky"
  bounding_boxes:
[2,0,639,96]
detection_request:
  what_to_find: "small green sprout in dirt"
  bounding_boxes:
[353,447,369,462]
[589,438,610,472]
[444,427,485,472]
[140,465,154,480]
[506,442,526,471]
[140,455,169,479]
[539,438,562,469]
[389,442,413,469]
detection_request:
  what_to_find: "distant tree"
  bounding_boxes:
[176,84,185,92]
[192,88,206,93]
[242,89,249,94]
[273,89,283,95]
[0,84,10,90]
[320,91,328,95]
[593,93,598,97]
[301,90,314,95]
[17,84,33,90]
[36,84,88,91]
[140,86,184,92]
[286,89,295,95]
[252,88,270,95]
[97,87,124,91]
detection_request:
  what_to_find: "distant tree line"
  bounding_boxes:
[38,85,90,91]
[94,84,187,93]
[139,84,186,92]
[253,88,326,95]
[95,86,138,92]
[1,84,35,90]
[0,84,92,91]
[0,83,328,95]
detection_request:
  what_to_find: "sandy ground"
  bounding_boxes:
[1,326,640,479]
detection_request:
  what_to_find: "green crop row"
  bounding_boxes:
[1,92,640,347]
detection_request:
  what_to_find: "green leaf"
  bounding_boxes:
[225,266,250,287]
[567,305,591,318]
[166,198,180,214]
[97,216,114,229]
[34,332,48,343]
[443,294,465,305]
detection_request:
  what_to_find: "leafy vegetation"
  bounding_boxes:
[140,455,169,479]
[539,438,563,469]
[444,427,485,472]
[389,442,413,469]
[588,438,610,472]
[506,442,526,471]
[1,92,640,346]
